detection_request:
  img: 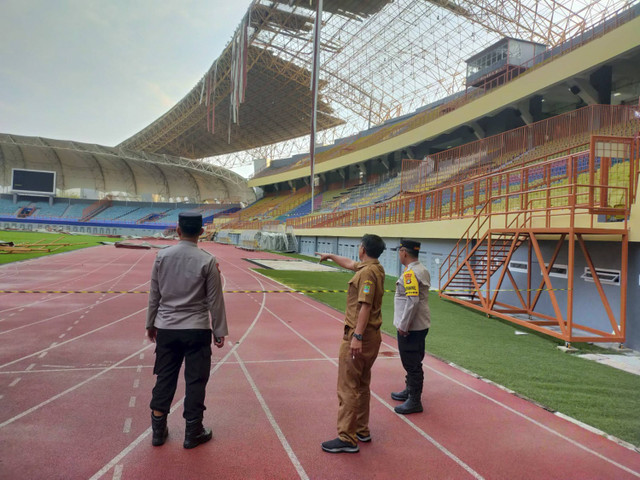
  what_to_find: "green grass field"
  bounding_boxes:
[0,230,118,265]
[255,255,640,448]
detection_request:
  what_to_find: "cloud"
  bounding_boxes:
[0,0,253,146]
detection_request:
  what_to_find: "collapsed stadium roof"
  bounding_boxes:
[119,0,635,170]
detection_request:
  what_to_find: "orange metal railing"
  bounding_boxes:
[287,134,639,230]
[401,104,640,194]
[438,181,630,293]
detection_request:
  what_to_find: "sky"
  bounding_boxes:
[0,0,254,175]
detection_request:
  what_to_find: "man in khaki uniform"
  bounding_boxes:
[390,239,431,414]
[317,234,386,454]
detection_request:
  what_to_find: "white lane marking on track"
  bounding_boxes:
[132,379,139,389]
[234,349,309,480]
[0,344,152,429]
[0,279,149,336]
[0,365,150,375]
[233,259,476,478]
[425,365,640,478]
[58,334,66,339]
[0,307,147,370]
[0,250,143,315]
[25,363,36,371]
[256,299,483,479]
[111,464,123,480]
[123,418,132,434]
[139,353,144,360]
[67,327,73,331]
[277,279,640,478]
[9,378,21,387]
[129,396,136,408]
[38,351,47,359]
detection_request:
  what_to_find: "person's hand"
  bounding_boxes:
[397,329,408,337]
[214,336,225,348]
[315,252,330,262]
[350,337,362,358]
[146,327,157,343]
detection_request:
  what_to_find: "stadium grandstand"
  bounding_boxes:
[2,0,640,351]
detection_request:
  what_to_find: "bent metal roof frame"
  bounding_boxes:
[118,0,633,169]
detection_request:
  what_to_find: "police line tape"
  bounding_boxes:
[0,289,373,294]
[0,288,569,294]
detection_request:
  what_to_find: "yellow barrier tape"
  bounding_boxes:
[0,289,397,294]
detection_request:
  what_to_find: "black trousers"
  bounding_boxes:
[150,329,212,421]
[397,328,429,393]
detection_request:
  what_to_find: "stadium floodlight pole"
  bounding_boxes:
[309,0,323,213]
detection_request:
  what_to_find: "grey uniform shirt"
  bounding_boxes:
[146,240,228,337]
[393,260,431,332]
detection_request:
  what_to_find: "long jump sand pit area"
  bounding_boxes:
[245,258,340,272]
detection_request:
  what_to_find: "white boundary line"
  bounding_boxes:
[0,247,141,315]
[256,298,484,479]
[234,349,309,480]
[0,307,148,369]
[0,341,152,429]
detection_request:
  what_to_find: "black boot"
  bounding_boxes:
[391,387,409,401]
[151,412,168,446]
[183,418,212,449]
[394,389,423,415]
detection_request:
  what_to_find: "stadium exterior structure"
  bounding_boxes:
[0,134,254,204]
[0,135,255,236]
[2,1,640,348]
[226,5,640,350]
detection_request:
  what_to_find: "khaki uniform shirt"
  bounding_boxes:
[393,260,431,331]
[344,259,385,330]
[146,240,228,337]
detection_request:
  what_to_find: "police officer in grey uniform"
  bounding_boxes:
[391,239,431,414]
[146,211,228,448]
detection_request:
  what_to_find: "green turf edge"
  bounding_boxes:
[253,256,640,448]
[0,230,120,265]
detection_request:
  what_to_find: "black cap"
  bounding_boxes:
[178,211,203,230]
[393,239,421,252]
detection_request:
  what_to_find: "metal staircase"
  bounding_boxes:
[441,230,528,302]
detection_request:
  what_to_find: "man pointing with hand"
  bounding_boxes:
[316,234,386,454]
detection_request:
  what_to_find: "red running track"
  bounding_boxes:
[0,242,639,479]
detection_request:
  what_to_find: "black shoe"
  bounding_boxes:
[151,412,168,447]
[394,395,423,415]
[321,437,359,453]
[183,419,213,449]
[356,433,371,443]
[391,388,408,401]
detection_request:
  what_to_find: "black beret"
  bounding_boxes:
[178,211,203,229]
[394,239,420,252]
